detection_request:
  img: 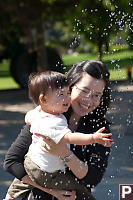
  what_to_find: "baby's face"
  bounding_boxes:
[44,86,71,115]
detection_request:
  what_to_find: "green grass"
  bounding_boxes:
[62,53,97,66]
[0,77,19,89]
[0,60,19,90]
[0,49,133,90]
[62,50,133,69]
[62,49,133,81]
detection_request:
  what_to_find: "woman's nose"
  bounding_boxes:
[85,91,93,98]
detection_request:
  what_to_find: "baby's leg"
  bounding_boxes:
[4,192,16,200]
[4,178,18,200]
[24,156,95,200]
[5,178,32,199]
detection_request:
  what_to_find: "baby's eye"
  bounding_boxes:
[67,91,71,95]
[59,93,64,96]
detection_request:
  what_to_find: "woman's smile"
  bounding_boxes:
[78,101,92,115]
[80,104,89,110]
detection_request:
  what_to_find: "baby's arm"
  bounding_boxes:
[61,127,114,147]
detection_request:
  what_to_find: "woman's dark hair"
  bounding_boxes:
[28,71,68,105]
[66,60,111,120]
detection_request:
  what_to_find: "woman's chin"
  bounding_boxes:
[78,107,90,116]
[79,105,94,116]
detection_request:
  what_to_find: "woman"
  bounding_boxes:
[4,60,111,200]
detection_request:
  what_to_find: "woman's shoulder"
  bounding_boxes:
[20,124,32,135]
[6,125,32,156]
[15,125,32,145]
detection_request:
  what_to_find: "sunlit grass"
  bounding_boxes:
[62,49,133,81]
[0,60,19,90]
[62,53,97,66]
[0,60,9,75]
[62,50,133,69]
[0,77,19,90]
[0,49,133,90]
[109,68,128,81]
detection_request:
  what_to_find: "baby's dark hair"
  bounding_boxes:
[28,71,68,105]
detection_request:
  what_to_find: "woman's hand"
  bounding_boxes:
[50,189,76,200]
[39,135,71,159]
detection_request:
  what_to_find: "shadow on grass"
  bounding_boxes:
[0,71,10,77]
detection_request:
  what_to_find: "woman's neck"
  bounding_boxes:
[69,112,81,132]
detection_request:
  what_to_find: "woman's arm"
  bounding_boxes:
[80,123,111,188]
[81,145,110,187]
[3,125,32,180]
[40,137,88,179]
[63,153,89,179]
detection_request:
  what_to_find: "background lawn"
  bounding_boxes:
[62,49,133,81]
[0,60,20,90]
[0,49,133,90]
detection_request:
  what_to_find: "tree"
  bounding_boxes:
[127,0,133,50]
[70,0,131,60]
[0,0,79,71]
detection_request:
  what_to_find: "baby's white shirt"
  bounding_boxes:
[27,107,71,173]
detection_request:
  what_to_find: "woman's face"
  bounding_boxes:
[71,72,105,117]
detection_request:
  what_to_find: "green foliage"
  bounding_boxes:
[68,0,131,59]
[127,0,133,49]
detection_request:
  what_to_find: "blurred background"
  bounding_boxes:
[0,0,133,89]
[0,0,133,199]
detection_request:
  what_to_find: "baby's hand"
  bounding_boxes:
[93,127,114,147]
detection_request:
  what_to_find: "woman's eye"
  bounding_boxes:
[82,90,88,94]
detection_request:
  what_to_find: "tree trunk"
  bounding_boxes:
[105,41,109,53]
[36,20,48,72]
[98,47,102,61]
[97,41,103,61]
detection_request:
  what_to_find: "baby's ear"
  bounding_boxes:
[39,94,47,104]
